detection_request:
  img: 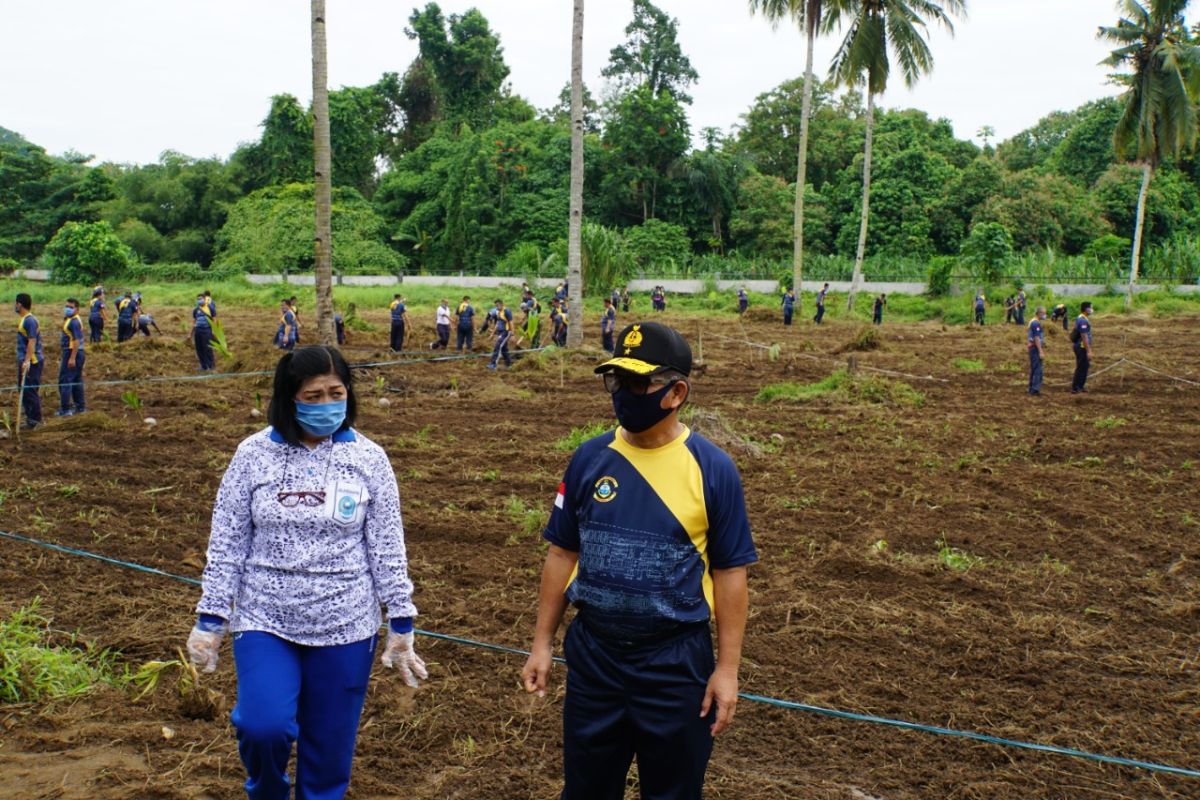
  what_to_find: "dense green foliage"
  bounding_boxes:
[5,2,1200,288]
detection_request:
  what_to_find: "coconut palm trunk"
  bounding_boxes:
[792,7,818,297]
[1128,161,1153,308]
[566,0,585,348]
[847,90,874,311]
[311,0,335,345]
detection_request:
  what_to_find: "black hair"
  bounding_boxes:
[394,293,401,299]
[1081,301,1093,313]
[462,295,470,301]
[15,293,31,310]
[92,288,103,297]
[268,345,357,446]
[66,297,79,307]
[203,290,212,297]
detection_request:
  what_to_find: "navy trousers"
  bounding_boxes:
[1028,348,1042,395]
[117,319,133,342]
[390,322,405,352]
[432,323,450,350]
[17,361,42,424]
[562,620,715,800]
[456,325,473,351]
[232,632,376,800]
[1072,346,1089,392]
[194,326,215,371]
[783,309,793,326]
[813,304,825,324]
[490,331,512,366]
[58,350,85,412]
[89,317,103,343]
[602,331,614,353]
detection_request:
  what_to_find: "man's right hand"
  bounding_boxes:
[522,645,553,697]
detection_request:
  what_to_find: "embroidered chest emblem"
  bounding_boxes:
[593,476,619,503]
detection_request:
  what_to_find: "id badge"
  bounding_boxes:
[325,480,369,527]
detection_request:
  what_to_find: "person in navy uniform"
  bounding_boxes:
[781,287,796,326]
[973,290,987,326]
[621,287,631,313]
[191,291,217,371]
[651,285,666,312]
[1003,295,1015,324]
[873,293,887,325]
[276,300,299,351]
[116,291,136,342]
[737,287,748,316]
[454,296,475,352]
[601,298,617,353]
[56,298,86,416]
[1027,306,1047,396]
[813,283,829,324]
[334,312,346,345]
[88,288,106,343]
[1050,303,1069,330]
[388,295,408,352]
[523,321,755,800]
[486,299,514,369]
[14,293,44,429]
[1015,289,1027,326]
[1070,301,1094,394]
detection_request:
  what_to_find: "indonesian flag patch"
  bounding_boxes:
[554,482,565,510]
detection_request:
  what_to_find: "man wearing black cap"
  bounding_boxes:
[522,321,757,800]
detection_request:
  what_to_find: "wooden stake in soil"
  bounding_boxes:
[14,366,25,443]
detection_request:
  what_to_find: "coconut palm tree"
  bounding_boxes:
[749,0,824,297]
[1099,0,1200,307]
[566,0,585,347]
[312,0,335,344]
[824,0,965,311]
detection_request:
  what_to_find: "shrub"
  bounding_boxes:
[960,222,1013,285]
[0,256,19,276]
[755,369,924,407]
[625,220,691,272]
[496,242,546,278]
[1083,234,1131,264]
[44,221,135,284]
[927,256,955,297]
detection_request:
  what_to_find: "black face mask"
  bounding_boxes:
[611,382,676,433]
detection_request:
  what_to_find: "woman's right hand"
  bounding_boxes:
[187,622,226,673]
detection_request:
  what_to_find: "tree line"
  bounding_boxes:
[2,0,1199,300]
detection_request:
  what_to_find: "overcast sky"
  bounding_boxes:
[1,0,1124,165]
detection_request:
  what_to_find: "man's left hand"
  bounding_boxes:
[700,665,739,736]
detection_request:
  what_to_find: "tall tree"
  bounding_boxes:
[568,0,585,347]
[825,0,965,310]
[1098,0,1200,306]
[602,0,699,103]
[406,3,511,129]
[312,0,335,344]
[749,0,825,295]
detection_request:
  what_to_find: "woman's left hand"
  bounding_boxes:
[380,631,428,688]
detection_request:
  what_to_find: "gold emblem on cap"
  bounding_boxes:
[623,325,643,350]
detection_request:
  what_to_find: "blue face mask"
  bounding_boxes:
[64,306,75,318]
[294,399,347,437]
[611,382,676,434]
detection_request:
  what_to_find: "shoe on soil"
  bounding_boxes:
[485,363,497,370]
[54,409,75,417]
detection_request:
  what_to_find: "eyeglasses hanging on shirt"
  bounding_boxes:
[275,439,338,507]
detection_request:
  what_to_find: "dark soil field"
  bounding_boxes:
[1,302,1198,799]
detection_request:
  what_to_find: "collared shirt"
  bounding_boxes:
[1027,318,1044,349]
[390,300,406,322]
[16,313,42,364]
[196,427,417,646]
[457,302,474,326]
[1073,315,1092,347]
[436,305,452,326]
[545,427,757,644]
[61,314,84,352]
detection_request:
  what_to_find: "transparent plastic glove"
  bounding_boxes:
[187,620,226,673]
[380,631,428,688]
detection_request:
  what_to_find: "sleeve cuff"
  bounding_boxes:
[389,617,414,634]
[197,613,228,632]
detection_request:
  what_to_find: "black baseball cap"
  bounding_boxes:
[594,321,692,376]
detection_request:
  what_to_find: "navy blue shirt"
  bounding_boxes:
[495,307,513,333]
[546,428,756,643]
[1027,318,1044,349]
[193,303,212,329]
[1073,315,1092,347]
[781,293,795,311]
[457,302,475,327]
[89,298,104,319]
[16,313,43,364]
[118,297,136,322]
[61,315,85,352]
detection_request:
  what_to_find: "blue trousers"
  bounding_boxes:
[194,326,215,370]
[390,322,405,352]
[602,331,614,353]
[813,304,825,324]
[783,309,793,326]
[1028,348,1042,395]
[232,632,376,800]
[1072,346,1089,392]
[88,317,103,342]
[17,361,42,424]
[490,331,511,366]
[456,325,473,351]
[58,350,85,412]
[562,620,715,800]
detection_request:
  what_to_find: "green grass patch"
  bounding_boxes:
[0,599,116,703]
[936,538,982,572]
[755,369,924,407]
[1094,416,1128,429]
[503,495,549,545]
[952,358,985,372]
[554,422,614,451]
